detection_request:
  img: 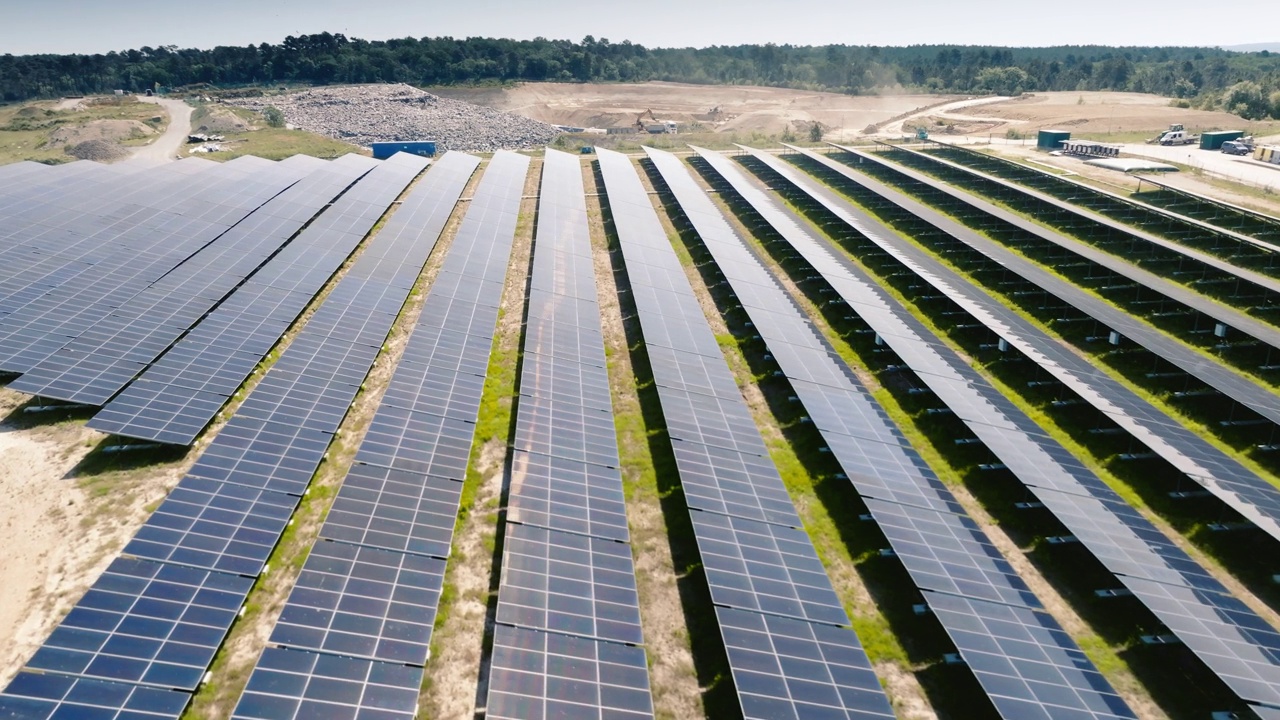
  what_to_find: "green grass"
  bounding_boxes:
[0,96,166,164]
[201,127,364,161]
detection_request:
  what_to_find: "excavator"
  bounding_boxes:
[635,109,676,134]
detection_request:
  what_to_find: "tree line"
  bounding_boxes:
[3,34,1279,119]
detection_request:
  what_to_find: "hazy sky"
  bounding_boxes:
[1,0,1274,55]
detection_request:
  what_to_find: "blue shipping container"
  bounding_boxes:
[372,141,436,159]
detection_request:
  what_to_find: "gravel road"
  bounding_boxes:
[129,96,192,163]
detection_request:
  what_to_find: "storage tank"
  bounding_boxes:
[371,141,436,160]
[1200,130,1244,150]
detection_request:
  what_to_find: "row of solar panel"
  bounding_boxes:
[776,145,1280,564]
[0,153,442,719]
[0,158,268,324]
[663,146,1137,720]
[486,148,654,719]
[9,156,378,406]
[87,155,429,445]
[699,145,1280,712]
[233,151,509,720]
[923,143,1280,297]
[0,158,314,377]
[595,146,898,720]
[869,143,1280,428]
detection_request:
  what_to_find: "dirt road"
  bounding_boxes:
[130,96,192,163]
[874,95,1012,137]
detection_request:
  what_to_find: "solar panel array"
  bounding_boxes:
[777,143,1280,549]
[0,157,313,375]
[1132,175,1280,250]
[10,155,378,405]
[596,146,896,720]
[654,145,1136,720]
[692,145,1280,713]
[233,150,524,720]
[485,148,654,719]
[833,143,1280,428]
[0,152,464,720]
[88,154,429,445]
[0,158,232,322]
[927,142,1280,278]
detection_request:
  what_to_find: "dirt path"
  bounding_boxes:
[875,96,1012,137]
[0,390,188,688]
[130,96,192,163]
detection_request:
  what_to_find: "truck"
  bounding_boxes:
[1158,129,1199,146]
[1148,123,1199,145]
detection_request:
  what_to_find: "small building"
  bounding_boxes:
[1037,129,1071,150]
[1200,130,1245,150]
[1256,146,1280,166]
[371,141,436,160]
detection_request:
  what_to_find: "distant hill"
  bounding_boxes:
[1223,42,1280,53]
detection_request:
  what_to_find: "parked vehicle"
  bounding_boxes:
[1221,139,1254,155]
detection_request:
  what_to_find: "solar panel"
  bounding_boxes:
[0,160,311,374]
[10,156,372,405]
[233,150,528,715]
[0,671,191,720]
[319,463,463,559]
[782,144,1280,549]
[669,438,803,527]
[486,624,654,720]
[124,476,299,577]
[1253,704,1280,720]
[923,592,1136,720]
[269,540,446,663]
[25,557,252,690]
[484,148,654,718]
[1,153,479,715]
[496,523,643,644]
[596,146,892,718]
[513,394,619,468]
[355,405,476,478]
[652,145,1139,719]
[837,143,1280,428]
[231,647,422,720]
[688,144,1275,710]
[506,449,630,542]
[715,607,896,720]
[88,152,456,446]
[691,510,848,626]
[185,418,333,496]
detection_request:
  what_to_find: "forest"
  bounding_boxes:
[3,34,1280,119]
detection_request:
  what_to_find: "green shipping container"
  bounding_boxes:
[1200,130,1244,150]
[1037,130,1071,149]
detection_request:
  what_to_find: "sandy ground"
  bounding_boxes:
[946,91,1262,137]
[129,96,192,163]
[433,81,942,142]
[47,119,154,147]
[0,389,187,687]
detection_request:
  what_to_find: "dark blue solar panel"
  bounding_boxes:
[487,624,654,720]
[25,557,252,690]
[596,145,890,719]
[0,671,191,720]
[686,143,1259,712]
[232,647,422,720]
